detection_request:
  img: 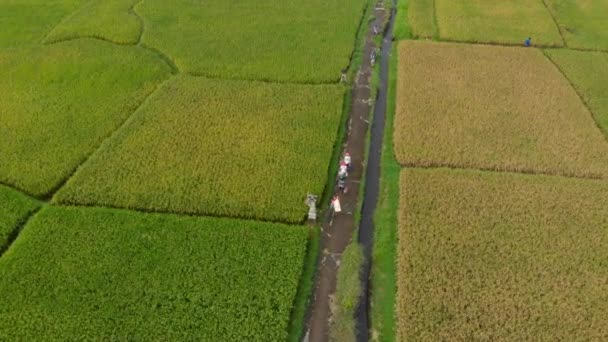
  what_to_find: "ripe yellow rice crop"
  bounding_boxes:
[394,40,608,179]
[54,75,345,223]
[397,167,608,341]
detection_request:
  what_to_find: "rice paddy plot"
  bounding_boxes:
[435,0,563,46]
[397,168,608,341]
[407,0,436,39]
[0,185,39,251]
[137,0,367,82]
[0,0,83,48]
[44,0,141,45]
[544,0,608,51]
[0,206,309,341]
[394,41,608,179]
[0,39,172,197]
[545,49,608,138]
[54,75,345,223]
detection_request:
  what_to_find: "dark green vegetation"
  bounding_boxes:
[0,186,39,252]
[55,75,345,223]
[0,0,83,48]
[44,0,141,44]
[0,206,309,341]
[138,0,368,82]
[330,242,364,342]
[393,0,412,40]
[0,39,171,197]
[545,49,608,137]
[544,0,608,51]
[397,168,608,340]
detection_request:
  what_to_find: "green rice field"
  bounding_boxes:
[544,0,608,51]
[0,186,39,251]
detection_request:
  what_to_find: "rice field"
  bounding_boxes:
[394,40,608,179]
[543,0,608,51]
[44,0,141,45]
[397,168,608,341]
[0,206,309,341]
[0,186,39,251]
[0,39,171,197]
[54,75,345,223]
[407,0,436,39]
[0,0,83,48]
[545,49,608,137]
[137,0,367,82]
[435,0,563,46]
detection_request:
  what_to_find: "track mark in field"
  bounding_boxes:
[541,0,567,47]
[47,76,175,202]
[0,207,41,260]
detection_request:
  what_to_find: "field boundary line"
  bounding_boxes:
[541,49,608,144]
[397,163,608,182]
[53,202,309,227]
[541,0,567,48]
[131,0,145,44]
[0,181,42,202]
[0,206,42,260]
[40,0,95,44]
[46,75,175,202]
[431,0,440,40]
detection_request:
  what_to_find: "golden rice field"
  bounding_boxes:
[397,168,608,341]
[54,75,345,223]
[434,0,563,46]
[394,40,608,179]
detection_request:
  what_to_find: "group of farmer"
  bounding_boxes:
[338,152,351,193]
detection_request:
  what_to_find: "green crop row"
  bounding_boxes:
[0,39,171,197]
[0,206,309,341]
[397,168,608,340]
[54,75,345,223]
[0,185,40,252]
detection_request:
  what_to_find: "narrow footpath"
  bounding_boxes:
[356,3,395,341]
[304,4,387,342]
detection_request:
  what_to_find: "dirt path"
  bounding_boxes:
[356,4,395,341]
[304,5,387,342]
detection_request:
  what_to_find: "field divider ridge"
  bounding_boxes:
[397,163,608,182]
[131,0,145,44]
[540,0,567,48]
[46,75,176,202]
[541,49,608,144]
[0,206,42,260]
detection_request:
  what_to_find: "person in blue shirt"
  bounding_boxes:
[524,37,532,47]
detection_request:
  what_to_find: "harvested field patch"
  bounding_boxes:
[545,49,608,137]
[44,0,141,45]
[397,167,608,341]
[54,75,345,223]
[0,186,39,251]
[137,0,367,82]
[408,0,436,39]
[544,0,608,51]
[394,41,608,178]
[0,39,171,197]
[0,206,309,341]
[0,0,83,48]
[435,0,563,46]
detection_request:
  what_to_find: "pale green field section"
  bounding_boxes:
[0,0,83,48]
[0,185,39,251]
[397,168,608,341]
[394,41,608,179]
[435,0,563,46]
[137,0,367,82]
[544,0,608,51]
[0,39,171,197]
[408,0,436,39]
[0,206,308,340]
[545,49,608,137]
[55,75,345,223]
[44,0,141,44]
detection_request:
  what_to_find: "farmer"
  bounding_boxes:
[524,37,531,47]
[344,152,352,170]
[339,161,348,177]
[340,68,347,83]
